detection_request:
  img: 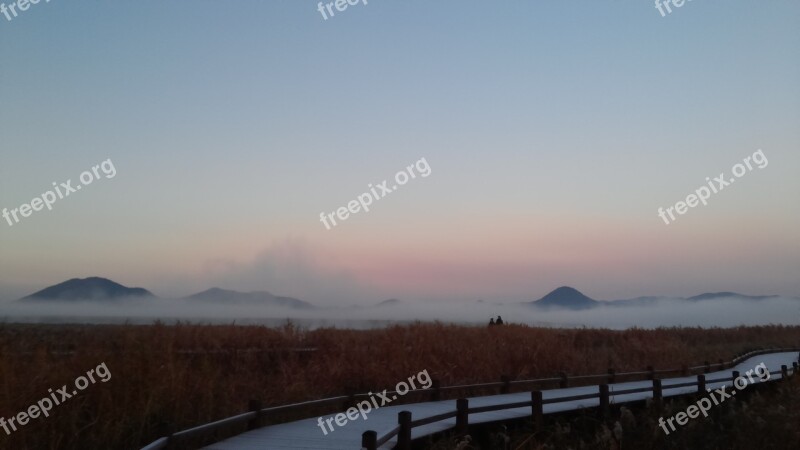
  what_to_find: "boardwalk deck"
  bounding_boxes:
[201,351,798,450]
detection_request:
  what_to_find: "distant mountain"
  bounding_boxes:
[548,291,786,308]
[186,288,315,309]
[531,286,598,310]
[375,298,401,307]
[20,277,154,302]
[528,289,789,309]
[687,292,778,302]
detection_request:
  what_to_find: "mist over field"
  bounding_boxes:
[1,294,798,329]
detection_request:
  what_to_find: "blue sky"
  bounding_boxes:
[1,1,798,304]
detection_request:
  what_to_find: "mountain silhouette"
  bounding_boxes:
[531,286,598,310]
[687,292,777,302]
[375,298,401,307]
[186,288,315,309]
[20,277,154,302]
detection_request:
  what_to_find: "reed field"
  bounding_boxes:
[1,322,799,449]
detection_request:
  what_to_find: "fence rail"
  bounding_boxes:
[363,348,800,450]
[141,347,800,450]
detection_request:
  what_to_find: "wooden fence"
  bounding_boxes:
[363,349,800,450]
[141,347,800,450]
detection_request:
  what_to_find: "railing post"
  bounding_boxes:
[598,384,609,419]
[397,411,412,450]
[793,362,798,376]
[697,374,706,394]
[781,365,788,380]
[341,383,357,411]
[531,390,543,430]
[646,365,655,380]
[559,372,569,388]
[247,399,263,431]
[607,368,615,384]
[362,430,377,450]
[501,375,511,394]
[430,379,441,401]
[456,398,469,435]
[652,378,662,408]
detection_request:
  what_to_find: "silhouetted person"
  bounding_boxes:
[496,315,504,325]
[489,318,495,326]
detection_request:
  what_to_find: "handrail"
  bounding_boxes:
[171,411,256,440]
[141,347,800,450]
[375,425,400,446]
[365,348,799,450]
[409,410,458,428]
[140,437,168,450]
[542,392,600,404]
[608,386,654,396]
[468,400,532,414]
[662,380,699,389]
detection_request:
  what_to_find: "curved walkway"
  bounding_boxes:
[202,351,798,450]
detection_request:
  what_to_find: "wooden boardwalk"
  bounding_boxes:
[200,351,798,450]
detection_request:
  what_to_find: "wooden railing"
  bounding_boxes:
[141,347,800,450]
[363,348,800,450]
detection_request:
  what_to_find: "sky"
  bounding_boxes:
[1,1,799,306]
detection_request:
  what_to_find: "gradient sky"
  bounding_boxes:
[1,1,799,305]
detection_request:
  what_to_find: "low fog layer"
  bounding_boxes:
[0,296,798,329]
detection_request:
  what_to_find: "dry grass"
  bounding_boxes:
[0,322,798,449]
